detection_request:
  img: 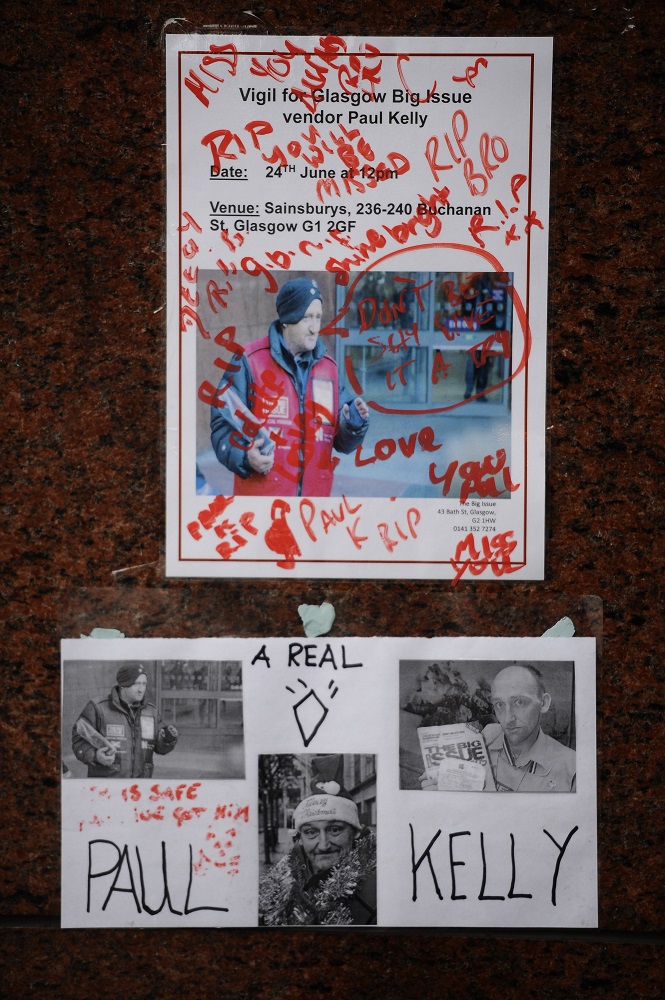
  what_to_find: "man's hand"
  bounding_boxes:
[161,725,179,744]
[419,771,437,791]
[247,440,275,475]
[95,746,116,765]
[342,397,369,427]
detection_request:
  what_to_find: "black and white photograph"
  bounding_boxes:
[62,658,245,780]
[399,659,576,792]
[257,752,377,926]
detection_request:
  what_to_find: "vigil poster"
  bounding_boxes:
[165,36,553,579]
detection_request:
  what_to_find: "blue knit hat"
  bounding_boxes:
[276,278,322,324]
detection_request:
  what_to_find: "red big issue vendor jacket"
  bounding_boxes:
[210,323,367,497]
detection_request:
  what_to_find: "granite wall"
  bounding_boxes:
[1,1,662,996]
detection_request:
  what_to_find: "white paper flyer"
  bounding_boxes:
[62,636,597,928]
[165,35,553,579]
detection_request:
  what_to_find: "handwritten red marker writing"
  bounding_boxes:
[451,530,522,585]
[430,448,519,504]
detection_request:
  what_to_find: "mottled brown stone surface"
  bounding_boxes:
[1,0,662,995]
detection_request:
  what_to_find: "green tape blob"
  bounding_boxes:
[298,602,336,638]
[541,617,575,638]
[80,627,126,639]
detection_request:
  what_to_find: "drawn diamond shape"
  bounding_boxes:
[293,689,329,747]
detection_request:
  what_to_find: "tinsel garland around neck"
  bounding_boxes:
[259,833,376,926]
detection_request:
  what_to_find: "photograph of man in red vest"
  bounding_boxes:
[210,277,369,496]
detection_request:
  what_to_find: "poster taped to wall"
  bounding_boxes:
[165,35,553,579]
[62,636,597,928]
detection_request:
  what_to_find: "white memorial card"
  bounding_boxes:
[62,636,597,928]
[166,35,553,579]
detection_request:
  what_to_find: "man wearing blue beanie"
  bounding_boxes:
[210,277,369,496]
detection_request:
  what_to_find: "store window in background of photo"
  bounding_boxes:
[158,660,243,738]
[336,271,513,413]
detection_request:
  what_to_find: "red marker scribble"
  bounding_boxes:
[194,805,248,875]
[177,212,202,235]
[356,425,443,468]
[187,495,260,560]
[396,54,436,103]
[173,806,207,827]
[184,44,238,108]
[451,531,522,585]
[426,109,509,196]
[429,448,519,504]
[214,519,251,560]
[249,37,383,112]
[193,832,236,875]
[181,304,210,339]
[299,495,364,547]
[148,783,201,802]
[212,804,250,822]
[377,508,421,552]
[235,117,407,199]
[468,214,501,248]
[219,229,245,254]
[473,173,541,250]
[452,57,488,89]
[79,815,107,831]
[201,129,247,169]
[330,241,531,416]
[203,182,449,296]
[325,225,389,283]
[265,499,301,569]
[134,806,165,823]
[179,211,213,347]
[319,151,411,201]
[207,278,232,311]
[468,329,511,368]
[523,211,544,234]
[199,496,234,530]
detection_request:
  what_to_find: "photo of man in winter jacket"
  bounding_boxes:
[72,663,178,779]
